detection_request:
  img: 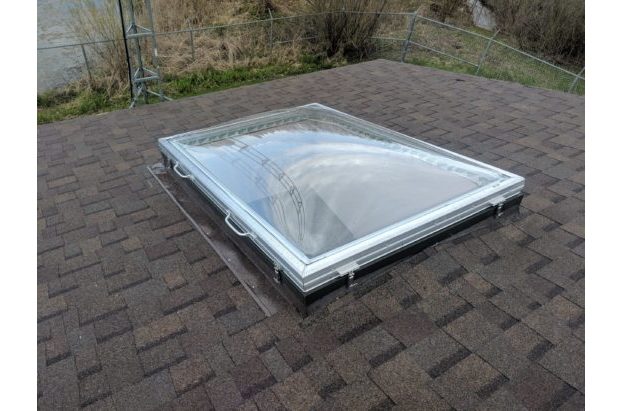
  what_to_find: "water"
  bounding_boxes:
[38,0,85,93]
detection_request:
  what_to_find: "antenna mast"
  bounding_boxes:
[118,0,170,107]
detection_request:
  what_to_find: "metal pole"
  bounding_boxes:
[568,66,585,93]
[400,11,418,63]
[268,9,274,54]
[145,0,164,101]
[128,0,148,104]
[117,0,133,101]
[475,29,499,75]
[80,44,94,87]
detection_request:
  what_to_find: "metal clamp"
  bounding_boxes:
[489,196,506,218]
[224,211,254,238]
[273,264,282,284]
[173,162,194,180]
[346,272,356,288]
[495,203,504,218]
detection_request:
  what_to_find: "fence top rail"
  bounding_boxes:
[342,10,495,41]
[346,11,584,80]
[342,10,413,17]
[487,37,583,78]
[37,9,583,81]
[163,12,330,35]
[415,15,493,40]
[164,18,267,35]
[372,36,406,42]
[38,38,115,50]
[37,12,329,50]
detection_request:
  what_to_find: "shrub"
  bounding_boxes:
[68,0,129,93]
[483,0,584,65]
[305,0,388,59]
[429,0,463,22]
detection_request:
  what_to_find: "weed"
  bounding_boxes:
[37,56,340,124]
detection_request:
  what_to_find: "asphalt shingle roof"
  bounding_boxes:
[37,60,585,410]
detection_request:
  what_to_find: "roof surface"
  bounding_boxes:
[38,60,585,410]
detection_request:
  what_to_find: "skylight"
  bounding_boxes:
[158,104,524,295]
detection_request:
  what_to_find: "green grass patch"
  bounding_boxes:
[163,57,336,98]
[405,49,583,95]
[37,56,339,124]
[37,88,129,124]
[406,54,477,76]
[37,46,582,126]
[373,24,583,95]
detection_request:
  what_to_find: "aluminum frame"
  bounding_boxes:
[158,103,524,294]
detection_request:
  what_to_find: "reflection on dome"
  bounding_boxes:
[181,119,499,258]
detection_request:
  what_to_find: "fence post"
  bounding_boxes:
[475,29,499,76]
[80,44,94,88]
[268,9,274,54]
[400,11,418,63]
[189,30,195,60]
[568,66,585,93]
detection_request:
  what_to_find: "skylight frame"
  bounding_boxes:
[158,103,524,294]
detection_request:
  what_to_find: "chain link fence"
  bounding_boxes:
[37,10,585,95]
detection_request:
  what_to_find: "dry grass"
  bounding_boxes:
[41,0,583,125]
[305,0,389,58]
[63,0,582,75]
[67,0,314,93]
[67,0,130,93]
[62,0,585,88]
[429,0,463,22]
[155,24,309,77]
[151,0,242,29]
[63,0,468,92]
[483,0,584,65]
